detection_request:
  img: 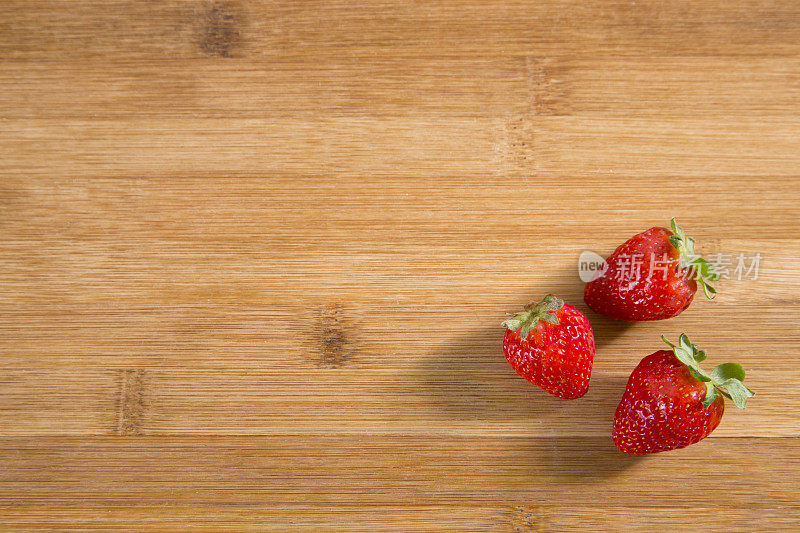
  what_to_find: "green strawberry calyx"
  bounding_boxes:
[668,218,721,300]
[662,334,755,409]
[502,295,564,341]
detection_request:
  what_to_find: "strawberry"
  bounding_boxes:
[502,295,595,399]
[613,334,754,455]
[584,218,719,320]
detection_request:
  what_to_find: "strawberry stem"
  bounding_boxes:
[668,218,720,299]
[662,334,754,409]
[502,295,564,341]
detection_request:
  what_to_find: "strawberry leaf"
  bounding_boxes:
[710,362,745,383]
[663,334,755,410]
[537,295,564,312]
[688,367,711,383]
[673,346,696,368]
[670,218,686,242]
[502,295,565,340]
[679,334,692,353]
[540,313,559,325]
[700,281,717,299]
[703,382,718,408]
[668,218,719,299]
[720,378,755,409]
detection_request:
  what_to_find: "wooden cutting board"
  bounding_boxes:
[2,1,799,531]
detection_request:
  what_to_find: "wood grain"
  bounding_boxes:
[2,1,800,531]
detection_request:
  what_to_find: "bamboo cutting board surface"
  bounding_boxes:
[2,1,800,531]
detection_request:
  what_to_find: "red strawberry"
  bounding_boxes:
[502,295,595,399]
[613,334,754,455]
[584,219,719,320]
